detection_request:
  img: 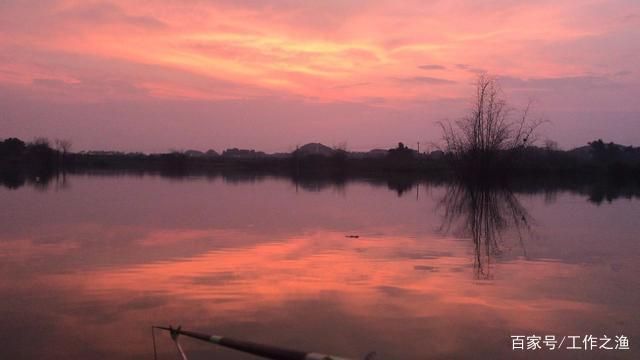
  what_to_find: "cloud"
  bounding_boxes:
[32,78,70,88]
[455,64,485,74]
[418,64,446,70]
[397,76,456,85]
[620,13,640,24]
[613,70,632,77]
[331,82,371,89]
[0,0,639,150]
[31,77,148,98]
[3,45,273,101]
[498,75,617,89]
[57,2,167,30]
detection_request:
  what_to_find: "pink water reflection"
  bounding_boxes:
[1,175,638,359]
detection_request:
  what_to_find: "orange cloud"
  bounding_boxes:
[2,0,634,105]
[1,0,639,151]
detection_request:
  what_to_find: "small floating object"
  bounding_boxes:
[345,235,360,238]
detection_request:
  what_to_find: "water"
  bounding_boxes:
[1,174,638,359]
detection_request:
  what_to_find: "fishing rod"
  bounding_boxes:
[152,325,374,360]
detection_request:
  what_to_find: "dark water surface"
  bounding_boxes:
[1,174,638,359]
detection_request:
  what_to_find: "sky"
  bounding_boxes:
[1,0,639,153]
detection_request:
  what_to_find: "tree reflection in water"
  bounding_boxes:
[437,181,533,279]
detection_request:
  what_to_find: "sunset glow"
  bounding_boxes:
[1,1,639,151]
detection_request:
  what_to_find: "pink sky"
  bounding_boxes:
[1,0,639,152]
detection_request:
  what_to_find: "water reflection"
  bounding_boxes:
[438,182,532,278]
[3,167,640,205]
[1,174,639,359]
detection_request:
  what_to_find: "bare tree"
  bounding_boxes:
[33,137,50,147]
[438,74,544,170]
[544,139,559,152]
[54,139,72,156]
[54,139,72,169]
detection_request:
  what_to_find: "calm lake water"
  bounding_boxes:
[1,174,638,359]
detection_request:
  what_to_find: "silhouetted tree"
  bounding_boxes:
[331,143,348,167]
[0,138,26,159]
[54,138,72,167]
[388,142,415,158]
[22,138,57,178]
[588,139,623,163]
[55,139,72,156]
[438,74,544,172]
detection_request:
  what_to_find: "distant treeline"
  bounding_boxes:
[1,137,640,190]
